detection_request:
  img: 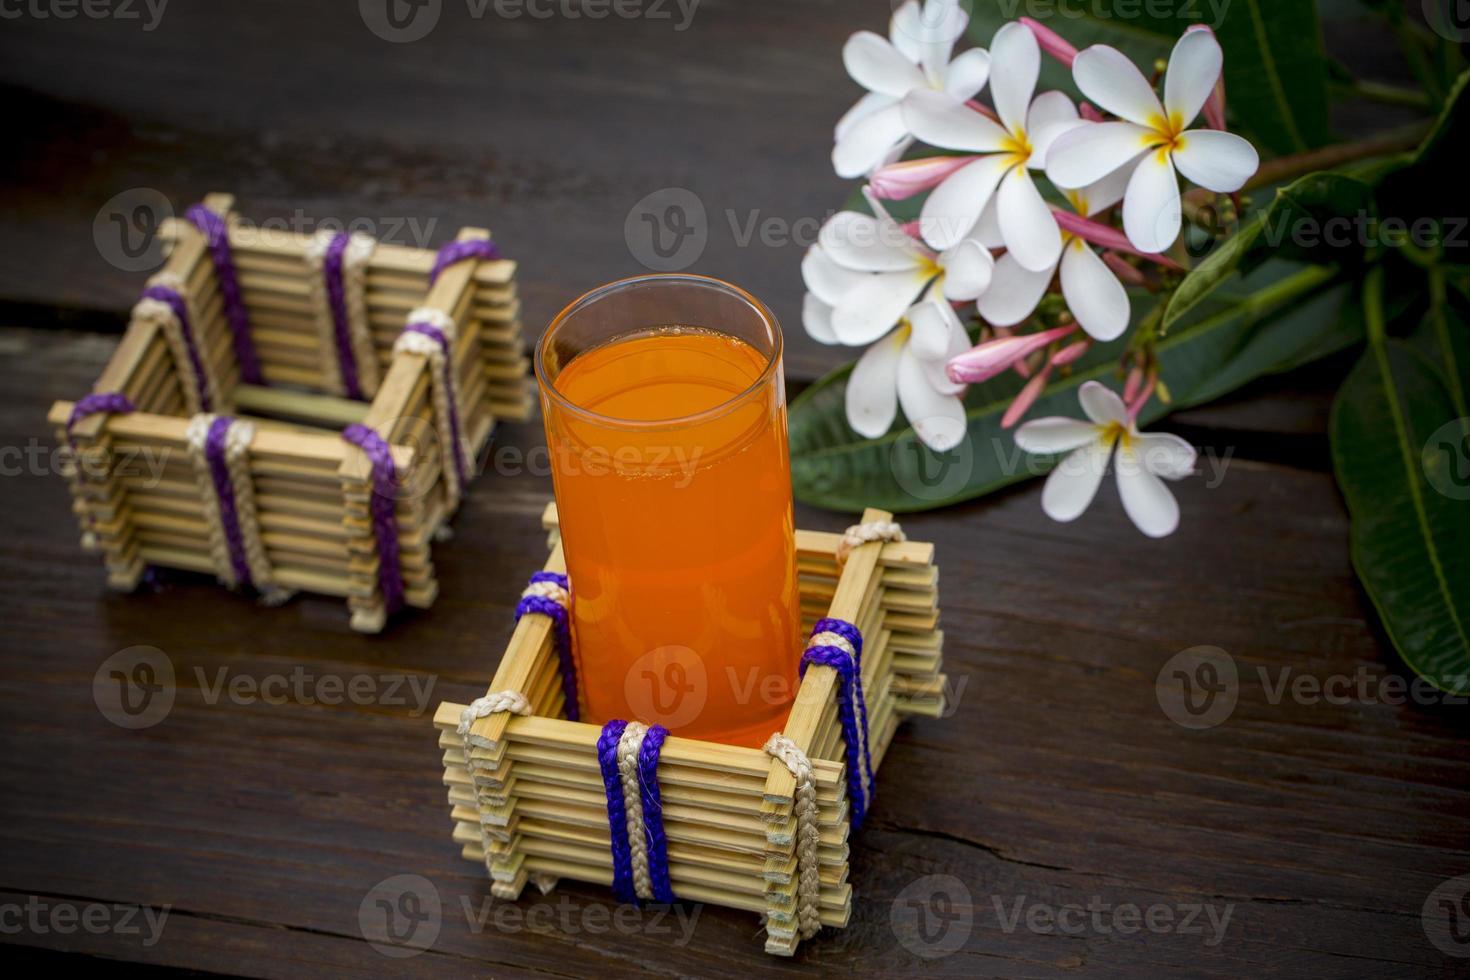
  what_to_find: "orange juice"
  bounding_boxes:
[540,324,800,747]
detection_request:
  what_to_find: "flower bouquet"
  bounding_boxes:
[792,1,1468,690]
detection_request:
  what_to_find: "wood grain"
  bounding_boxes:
[1,325,1466,976]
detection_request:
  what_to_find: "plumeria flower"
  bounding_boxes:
[1045,28,1259,253]
[900,21,1083,269]
[1014,381,1197,538]
[834,0,992,178]
[803,189,994,346]
[978,167,1133,342]
[845,297,972,451]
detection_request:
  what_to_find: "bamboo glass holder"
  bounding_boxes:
[48,192,532,631]
[435,502,947,956]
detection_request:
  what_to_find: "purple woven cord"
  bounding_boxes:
[596,719,637,904]
[814,617,873,788]
[637,724,676,904]
[67,392,136,438]
[341,423,404,614]
[322,232,364,400]
[203,416,253,588]
[185,205,261,384]
[404,321,468,487]
[801,618,874,829]
[514,570,579,721]
[141,284,211,410]
[429,238,500,285]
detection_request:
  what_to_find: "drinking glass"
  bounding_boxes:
[536,274,799,747]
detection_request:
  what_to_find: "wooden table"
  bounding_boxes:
[1,4,1465,977]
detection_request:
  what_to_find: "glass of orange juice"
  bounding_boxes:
[536,274,800,747]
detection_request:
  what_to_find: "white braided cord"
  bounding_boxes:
[764,732,821,940]
[616,721,654,902]
[835,519,905,567]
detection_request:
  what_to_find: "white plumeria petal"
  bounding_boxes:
[802,293,840,345]
[846,327,906,438]
[944,48,992,100]
[1073,44,1167,127]
[940,239,995,300]
[1122,149,1182,254]
[802,245,868,307]
[1115,443,1182,537]
[833,103,911,179]
[996,167,1063,272]
[1024,91,1081,169]
[1041,437,1115,522]
[1059,239,1130,342]
[820,211,925,271]
[1163,27,1223,130]
[832,268,933,345]
[1078,379,1128,425]
[835,91,896,141]
[1133,431,1198,480]
[989,21,1040,136]
[888,0,927,63]
[901,88,1011,152]
[919,153,1013,250]
[1046,121,1154,189]
[891,0,967,78]
[844,31,927,97]
[898,345,968,451]
[1172,129,1260,193]
[971,199,1005,249]
[1073,164,1133,217]
[1015,417,1103,455]
[907,297,968,396]
[976,252,1054,327]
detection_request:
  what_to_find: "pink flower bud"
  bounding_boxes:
[1021,17,1078,68]
[1002,363,1054,429]
[947,326,1076,385]
[869,156,977,201]
[1051,338,1093,366]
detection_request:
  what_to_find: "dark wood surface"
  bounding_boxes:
[2,3,1467,977]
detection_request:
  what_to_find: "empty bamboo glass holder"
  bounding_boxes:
[48,192,531,631]
[435,502,947,956]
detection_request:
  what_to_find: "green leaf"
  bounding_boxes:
[1331,327,1470,695]
[790,263,1348,513]
[1214,0,1332,153]
[1164,172,1375,330]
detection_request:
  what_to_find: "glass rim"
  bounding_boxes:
[535,273,784,431]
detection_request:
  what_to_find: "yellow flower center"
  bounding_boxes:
[1143,112,1188,155]
[1001,127,1033,168]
